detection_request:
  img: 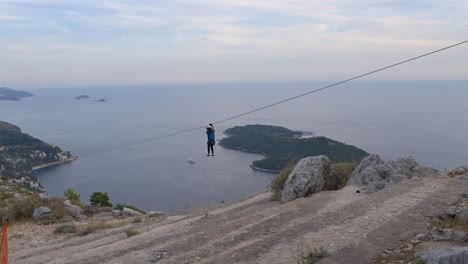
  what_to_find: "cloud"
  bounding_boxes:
[1,0,467,86]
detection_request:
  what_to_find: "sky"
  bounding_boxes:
[1,0,467,88]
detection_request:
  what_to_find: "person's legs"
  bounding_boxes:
[207,142,211,156]
[210,144,214,156]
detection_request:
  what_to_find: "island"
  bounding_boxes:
[0,87,34,101]
[0,121,76,191]
[75,95,90,100]
[219,124,369,172]
[94,98,107,102]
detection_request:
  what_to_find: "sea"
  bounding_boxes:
[1,81,467,212]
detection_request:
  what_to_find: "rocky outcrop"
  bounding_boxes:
[122,207,144,217]
[111,210,122,217]
[430,227,466,242]
[448,166,468,177]
[32,207,51,222]
[416,247,468,264]
[281,156,330,203]
[63,200,82,217]
[346,154,441,192]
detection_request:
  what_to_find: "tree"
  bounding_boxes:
[90,192,112,207]
[64,188,81,206]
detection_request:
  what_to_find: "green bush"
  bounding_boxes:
[64,188,81,206]
[114,204,146,214]
[270,163,295,201]
[90,192,112,207]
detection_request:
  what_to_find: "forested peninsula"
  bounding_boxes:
[219,124,369,171]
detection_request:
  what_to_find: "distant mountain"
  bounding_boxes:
[0,87,34,101]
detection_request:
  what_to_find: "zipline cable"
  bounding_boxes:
[78,40,468,157]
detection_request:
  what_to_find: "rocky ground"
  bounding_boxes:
[6,158,468,264]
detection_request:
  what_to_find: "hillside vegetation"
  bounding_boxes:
[220,124,368,171]
[0,120,73,190]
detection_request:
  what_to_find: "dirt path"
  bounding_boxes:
[9,176,467,264]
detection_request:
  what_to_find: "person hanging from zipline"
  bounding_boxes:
[206,123,215,156]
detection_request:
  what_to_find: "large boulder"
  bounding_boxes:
[32,207,51,222]
[346,154,440,192]
[122,207,144,217]
[281,156,331,203]
[63,200,82,217]
[415,247,468,264]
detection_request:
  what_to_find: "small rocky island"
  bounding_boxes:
[0,87,34,101]
[219,124,369,172]
[0,120,75,191]
[75,95,90,100]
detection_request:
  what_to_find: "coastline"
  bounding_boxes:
[31,156,78,173]
[249,165,279,174]
[219,139,277,173]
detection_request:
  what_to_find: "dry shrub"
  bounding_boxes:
[40,197,71,224]
[54,224,77,234]
[7,195,41,222]
[270,163,295,201]
[292,243,329,264]
[326,162,358,190]
[77,222,115,236]
[125,228,139,237]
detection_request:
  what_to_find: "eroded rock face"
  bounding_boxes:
[346,154,441,192]
[416,247,468,264]
[281,156,330,203]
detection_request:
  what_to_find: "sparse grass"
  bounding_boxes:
[132,217,143,224]
[125,228,139,237]
[270,163,295,201]
[76,222,115,236]
[201,211,210,219]
[415,258,427,264]
[292,243,329,264]
[461,193,468,199]
[54,224,77,234]
[432,218,468,234]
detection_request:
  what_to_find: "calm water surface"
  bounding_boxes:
[1,81,467,211]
